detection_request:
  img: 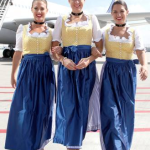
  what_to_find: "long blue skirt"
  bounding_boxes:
[53,45,96,148]
[100,57,137,150]
[5,53,55,150]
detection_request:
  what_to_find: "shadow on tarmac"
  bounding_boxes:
[0,57,12,62]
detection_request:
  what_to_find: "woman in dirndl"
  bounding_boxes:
[5,0,56,150]
[51,0,103,149]
[99,1,148,150]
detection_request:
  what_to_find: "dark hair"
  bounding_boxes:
[111,0,128,11]
[32,0,48,8]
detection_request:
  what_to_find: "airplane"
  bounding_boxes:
[96,0,150,28]
[0,0,71,58]
[0,0,150,58]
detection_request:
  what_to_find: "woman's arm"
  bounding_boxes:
[136,50,148,81]
[91,15,103,58]
[95,39,103,53]
[11,51,22,88]
[11,24,23,88]
[52,41,76,70]
[51,16,76,70]
[76,39,103,70]
[134,29,148,81]
[75,55,97,69]
[51,41,62,61]
[91,39,103,57]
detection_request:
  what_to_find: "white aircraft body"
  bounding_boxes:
[0,0,70,45]
[0,0,150,57]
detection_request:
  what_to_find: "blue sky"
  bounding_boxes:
[48,0,150,13]
[48,0,150,46]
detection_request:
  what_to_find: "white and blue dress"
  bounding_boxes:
[52,14,102,149]
[5,23,56,150]
[100,25,145,150]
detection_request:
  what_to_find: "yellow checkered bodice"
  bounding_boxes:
[105,28,135,60]
[62,16,93,47]
[22,25,52,55]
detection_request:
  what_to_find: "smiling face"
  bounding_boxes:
[31,1,48,22]
[68,0,85,13]
[111,4,129,25]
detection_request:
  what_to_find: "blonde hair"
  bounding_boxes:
[32,0,48,8]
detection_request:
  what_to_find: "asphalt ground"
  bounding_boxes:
[0,51,150,150]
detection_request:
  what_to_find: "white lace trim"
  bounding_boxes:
[65,14,90,27]
[108,25,133,43]
[27,22,50,37]
[66,146,82,149]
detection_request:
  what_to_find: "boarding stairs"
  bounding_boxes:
[0,0,13,30]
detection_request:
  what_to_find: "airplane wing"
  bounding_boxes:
[129,21,149,27]
[2,17,58,32]
[3,11,150,31]
[0,17,58,45]
[96,12,150,28]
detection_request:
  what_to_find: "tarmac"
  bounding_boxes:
[0,50,150,150]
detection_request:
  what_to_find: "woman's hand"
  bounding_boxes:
[51,46,63,55]
[139,65,148,81]
[63,58,76,70]
[91,47,102,57]
[136,50,148,81]
[11,74,16,89]
[11,51,22,89]
[76,58,90,70]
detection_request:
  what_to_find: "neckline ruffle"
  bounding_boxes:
[27,22,50,37]
[108,25,133,42]
[65,14,90,27]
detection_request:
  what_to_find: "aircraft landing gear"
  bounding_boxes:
[10,49,15,58]
[3,49,15,58]
[3,49,11,58]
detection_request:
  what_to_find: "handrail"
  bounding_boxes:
[0,0,12,30]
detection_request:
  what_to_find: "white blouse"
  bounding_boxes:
[14,23,51,51]
[52,14,102,43]
[102,25,145,51]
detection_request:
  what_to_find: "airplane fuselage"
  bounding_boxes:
[0,0,70,45]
